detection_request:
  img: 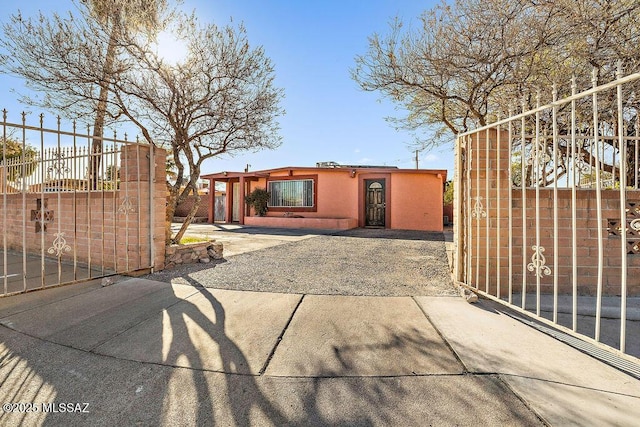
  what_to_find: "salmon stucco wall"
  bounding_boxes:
[314,171,358,218]
[390,173,444,231]
[226,168,445,231]
[254,170,359,219]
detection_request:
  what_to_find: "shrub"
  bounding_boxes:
[246,187,270,216]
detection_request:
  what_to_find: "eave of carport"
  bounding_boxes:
[201,171,270,224]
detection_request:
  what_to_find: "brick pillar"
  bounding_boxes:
[117,143,167,273]
[460,128,511,296]
[151,145,167,271]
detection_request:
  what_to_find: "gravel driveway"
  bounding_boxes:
[147,229,456,297]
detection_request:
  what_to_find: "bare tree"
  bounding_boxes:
[1,5,284,244]
[352,0,553,146]
[0,1,170,188]
[115,16,284,243]
[81,0,170,189]
[352,0,640,182]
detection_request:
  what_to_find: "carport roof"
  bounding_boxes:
[200,171,268,181]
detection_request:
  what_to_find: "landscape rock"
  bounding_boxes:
[460,287,479,303]
[164,240,224,269]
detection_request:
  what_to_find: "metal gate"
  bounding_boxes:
[455,67,640,362]
[1,110,156,296]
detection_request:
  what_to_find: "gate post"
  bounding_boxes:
[118,143,167,273]
[454,135,463,283]
[459,128,511,295]
[150,144,167,271]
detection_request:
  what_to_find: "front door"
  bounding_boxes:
[365,179,385,227]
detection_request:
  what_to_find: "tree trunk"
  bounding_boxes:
[90,25,118,190]
[172,193,201,244]
[165,183,179,244]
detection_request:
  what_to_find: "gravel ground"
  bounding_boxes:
[146,229,457,297]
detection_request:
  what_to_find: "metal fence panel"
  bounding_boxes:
[455,68,640,362]
[1,111,154,296]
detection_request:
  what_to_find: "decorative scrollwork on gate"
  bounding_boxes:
[47,232,71,257]
[118,196,136,214]
[527,140,551,167]
[527,245,551,278]
[573,152,591,174]
[471,196,487,219]
[46,149,71,178]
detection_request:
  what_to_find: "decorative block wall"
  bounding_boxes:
[459,129,640,297]
[0,144,167,273]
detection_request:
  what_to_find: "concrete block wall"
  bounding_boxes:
[174,194,209,218]
[118,143,167,272]
[460,129,640,297]
[0,143,167,273]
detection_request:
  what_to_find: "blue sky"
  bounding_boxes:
[0,0,453,177]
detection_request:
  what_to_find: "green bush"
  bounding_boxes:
[246,187,270,216]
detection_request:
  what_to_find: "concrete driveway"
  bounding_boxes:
[0,251,105,295]
[0,226,638,426]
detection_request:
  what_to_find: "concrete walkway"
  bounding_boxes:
[1,225,639,425]
[0,277,638,426]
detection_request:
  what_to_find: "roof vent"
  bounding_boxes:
[316,161,341,168]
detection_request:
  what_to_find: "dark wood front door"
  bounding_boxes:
[365,179,385,227]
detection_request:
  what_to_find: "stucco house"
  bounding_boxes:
[201,163,447,231]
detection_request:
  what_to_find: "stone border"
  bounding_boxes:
[164,241,223,269]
